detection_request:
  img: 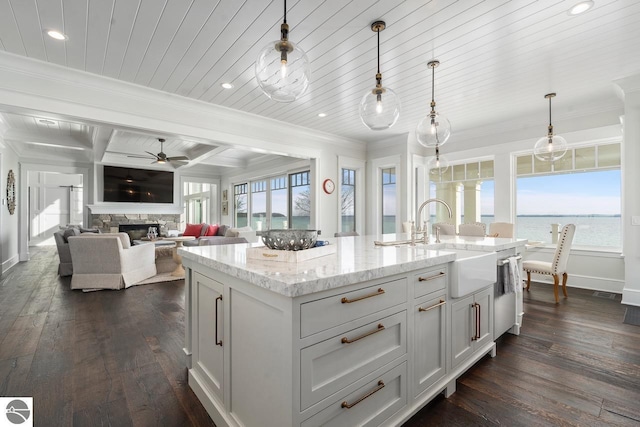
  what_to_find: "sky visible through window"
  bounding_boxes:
[517,170,620,215]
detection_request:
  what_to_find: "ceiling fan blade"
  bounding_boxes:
[127,154,156,159]
[145,151,158,158]
[167,156,189,161]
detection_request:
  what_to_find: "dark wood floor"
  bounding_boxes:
[1,247,639,426]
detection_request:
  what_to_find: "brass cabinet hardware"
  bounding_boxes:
[215,295,223,346]
[471,303,477,341]
[262,253,278,257]
[470,302,481,341]
[341,288,385,304]
[417,272,445,282]
[418,299,446,312]
[341,323,385,344]
[341,380,385,409]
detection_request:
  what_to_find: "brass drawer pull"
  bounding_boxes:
[341,323,385,344]
[418,272,445,282]
[418,299,446,312]
[341,380,385,409]
[215,295,223,346]
[341,288,385,304]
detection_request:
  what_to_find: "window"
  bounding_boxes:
[271,177,288,229]
[183,182,211,225]
[381,167,396,234]
[251,180,267,230]
[290,171,311,229]
[427,160,494,229]
[341,168,356,232]
[234,183,248,227]
[515,143,621,248]
[233,170,310,230]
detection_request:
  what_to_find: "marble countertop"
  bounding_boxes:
[179,234,526,298]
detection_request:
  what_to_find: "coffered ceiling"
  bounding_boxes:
[0,0,639,166]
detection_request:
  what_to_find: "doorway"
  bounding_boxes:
[28,171,83,246]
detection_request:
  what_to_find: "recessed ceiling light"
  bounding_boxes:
[46,30,68,40]
[38,119,56,125]
[568,1,594,15]
[221,82,234,89]
[318,113,327,118]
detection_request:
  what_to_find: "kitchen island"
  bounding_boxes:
[179,234,526,427]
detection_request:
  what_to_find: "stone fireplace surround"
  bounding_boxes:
[90,213,181,236]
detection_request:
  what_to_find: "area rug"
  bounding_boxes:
[135,272,185,285]
[623,306,640,326]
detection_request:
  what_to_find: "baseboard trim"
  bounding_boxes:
[528,273,624,294]
[2,254,19,275]
[622,288,640,307]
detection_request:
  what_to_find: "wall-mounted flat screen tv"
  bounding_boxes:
[103,166,174,203]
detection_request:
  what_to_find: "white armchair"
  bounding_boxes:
[68,233,157,290]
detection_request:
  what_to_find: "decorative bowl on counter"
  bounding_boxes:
[261,229,318,251]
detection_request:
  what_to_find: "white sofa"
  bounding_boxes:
[67,232,156,290]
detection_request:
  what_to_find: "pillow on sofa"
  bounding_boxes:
[224,229,239,238]
[183,223,203,237]
[205,224,219,236]
[62,227,81,243]
[217,225,229,236]
[79,227,101,234]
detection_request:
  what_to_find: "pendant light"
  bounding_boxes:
[416,60,451,147]
[359,21,401,130]
[427,145,449,176]
[255,0,310,102]
[533,93,568,161]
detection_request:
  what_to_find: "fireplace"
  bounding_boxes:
[119,223,160,244]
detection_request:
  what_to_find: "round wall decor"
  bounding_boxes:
[7,169,16,215]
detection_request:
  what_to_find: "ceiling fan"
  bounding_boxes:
[127,138,189,165]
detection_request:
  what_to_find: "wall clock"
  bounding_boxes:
[7,169,16,215]
[322,178,335,194]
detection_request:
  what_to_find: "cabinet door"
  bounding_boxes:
[474,287,493,349]
[194,272,224,404]
[450,295,474,370]
[414,293,446,397]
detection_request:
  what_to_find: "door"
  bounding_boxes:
[414,293,446,397]
[450,294,474,370]
[194,272,224,404]
[474,287,494,349]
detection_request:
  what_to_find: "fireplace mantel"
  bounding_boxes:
[87,203,182,215]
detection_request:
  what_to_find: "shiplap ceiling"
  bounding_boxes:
[1,0,639,163]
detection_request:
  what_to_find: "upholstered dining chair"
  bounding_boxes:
[458,222,486,236]
[523,224,576,304]
[489,222,514,238]
[432,222,456,235]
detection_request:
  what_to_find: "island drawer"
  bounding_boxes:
[300,311,406,410]
[301,361,407,427]
[413,267,447,299]
[300,278,407,338]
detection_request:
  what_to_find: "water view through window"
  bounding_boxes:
[515,170,621,247]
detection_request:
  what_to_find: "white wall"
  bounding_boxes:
[615,74,640,305]
[0,137,20,273]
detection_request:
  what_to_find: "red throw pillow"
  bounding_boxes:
[183,223,203,237]
[205,224,219,236]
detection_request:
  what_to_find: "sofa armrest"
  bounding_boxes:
[120,243,156,273]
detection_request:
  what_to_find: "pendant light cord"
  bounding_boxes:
[431,64,435,104]
[283,0,287,23]
[548,95,552,127]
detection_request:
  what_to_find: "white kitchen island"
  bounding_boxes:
[179,234,526,427]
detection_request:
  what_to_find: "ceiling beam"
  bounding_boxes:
[181,146,230,168]
[4,128,92,149]
[92,127,116,163]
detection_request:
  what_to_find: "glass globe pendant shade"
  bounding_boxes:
[416,111,451,148]
[427,153,450,176]
[255,38,310,103]
[359,87,401,130]
[533,134,568,162]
